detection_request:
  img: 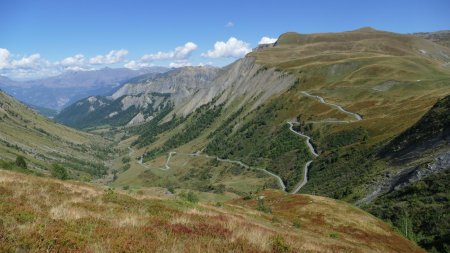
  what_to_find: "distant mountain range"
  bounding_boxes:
[0,67,169,111]
[55,66,220,128]
[55,27,447,251]
[413,30,450,48]
[0,28,449,252]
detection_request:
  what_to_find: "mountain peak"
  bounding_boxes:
[353,26,378,32]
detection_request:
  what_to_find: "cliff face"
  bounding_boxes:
[55,66,221,128]
[175,57,296,116]
[57,58,298,128]
[111,66,221,106]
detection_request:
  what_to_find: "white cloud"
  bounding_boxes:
[64,66,91,72]
[11,54,43,68]
[225,21,234,28]
[89,49,128,64]
[2,53,57,79]
[169,60,192,68]
[168,60,217,68]
[123,60,154,70]
[123,42,198,70]
[140,42,198,62]
[173,42,198,59]
[258,36,277,45]
[60,54,86,66]
[201,37,251,58]
[0,48,130,79]
[0,48,11,69]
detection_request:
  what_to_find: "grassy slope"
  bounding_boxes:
[243,29,450,195]
[0,91,111,179]
[0,169,424,253]
[245,29,450,251]
[364,95,450,252]
[120,29,450,193]
[112,28,449,250]
[109,98,287,198]
[250,28,450,143]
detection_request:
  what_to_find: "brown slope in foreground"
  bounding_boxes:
[0,170,423,253]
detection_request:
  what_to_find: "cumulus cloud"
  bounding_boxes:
[169,60,192,68]
[123,60,154,70]
[0,48,130,79]
[60,54,86,67]
[64,66,91,72]
[0,48,11,69]
[140,42,198,61]
[123,42,198,70]
[1,52,57,79]
[225,21,234,28]
[258,36,278,45]
[89,49,128,64]
[11,54,44,68]
[201,37,251,58]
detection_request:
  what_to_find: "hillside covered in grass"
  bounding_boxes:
[0,169,424,253]
[0,91,112,180]
[104,28,450,251]
[364,95,450,252]
[2,27,447,252]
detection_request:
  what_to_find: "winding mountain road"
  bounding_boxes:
[288,91,363,193]
[127,146,286,190]
[167,151,286,191]
[128,146,151,170]
[159,151,176,171]
[291,160,312,194]
[288,122,319,157]
[287,122,317,193]
[301,91,362,121]
[126,91,362,194]
[215,157,286,191]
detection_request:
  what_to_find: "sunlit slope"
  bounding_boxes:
[0,91,111,178]
[0,169,424,253]
[107,29,449,251]
[121,28,450,193]
[249,27,450,142]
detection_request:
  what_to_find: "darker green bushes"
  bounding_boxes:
[51,164,68,180]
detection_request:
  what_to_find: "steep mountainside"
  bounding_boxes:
[0,91,111,179]
[55,93,172,129]
[414,30,450,48]
[364,95,449,252]
[112,66,220,104]
[55,66,220,128]
[24,103,58,118]
[0,170,424,253]
[0,67,168,111]
[108,28,450,251]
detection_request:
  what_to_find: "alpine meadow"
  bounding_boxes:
[0,1,449,252]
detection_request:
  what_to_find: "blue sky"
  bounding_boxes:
[1,0,449,79]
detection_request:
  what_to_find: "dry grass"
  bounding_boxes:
[0,169,424,252]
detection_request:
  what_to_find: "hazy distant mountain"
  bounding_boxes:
[25,103,58,118]
[413,30,450,48]
[55,66,220,128]
[2,28,450,252]
[0,67,169,111]
[26,67,170,88]
[0,76,21,86]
